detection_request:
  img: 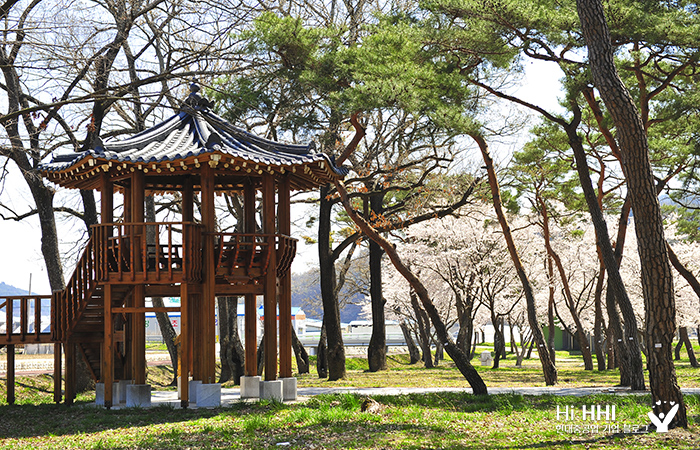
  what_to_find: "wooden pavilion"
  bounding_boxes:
[25,83,345,407]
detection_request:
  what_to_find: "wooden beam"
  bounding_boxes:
[278,175,292,379]
[262,173,278,381]
[112,307,180,313]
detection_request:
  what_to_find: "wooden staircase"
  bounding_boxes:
[52,237,131,381]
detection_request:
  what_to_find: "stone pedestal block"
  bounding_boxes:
[241,376,261,399]
[259,380,283,402]
[126,384,152,408]
[196,383,221,407]
[281,377,297,401]
[118,380,131,404]
[189,380,202,404]
[95,382,120,406]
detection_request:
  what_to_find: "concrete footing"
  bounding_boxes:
[260,380,283,402]
[95,382,120,406]
[118,380,131,404]
[240,376,261,399]
[189,380,202,404]
[196,383,221,407]
[281,377,297,401]
[126,384,152,408]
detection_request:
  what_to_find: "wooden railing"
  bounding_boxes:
[52,237,98,342]
[213,233,297,280]
[0,295,53,344]
[93,222,203,283]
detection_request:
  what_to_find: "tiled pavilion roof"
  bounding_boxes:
[40,85,346,192]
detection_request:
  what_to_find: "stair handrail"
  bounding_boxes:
[53,236,98,341]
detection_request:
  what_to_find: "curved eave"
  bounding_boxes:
[41,150,346,193]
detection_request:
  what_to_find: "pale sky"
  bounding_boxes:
[0,60,565,295]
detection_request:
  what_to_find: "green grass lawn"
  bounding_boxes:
[1,349,699,449]
[0,392,697,449]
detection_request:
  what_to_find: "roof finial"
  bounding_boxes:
[184,79,213,110]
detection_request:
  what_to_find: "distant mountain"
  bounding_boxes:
[291,268,364,323]
[0,282,27,296]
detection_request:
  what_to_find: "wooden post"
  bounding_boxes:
[7,344,14,405]
[100,172,113,227]
[278,175,293,378]
[244,180,257,376]
[103,284,114,407]
[65,343,75,405]
[262,173,278,381]
[180,283,190,408]
[183,176,194,223]
[53,343,62,404]
[200,163,216,383]
[131,171,146,385]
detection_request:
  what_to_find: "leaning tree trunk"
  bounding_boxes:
[335,180,487,395]
[566,121,644,389]
[472,133,557,385]
[678,327,699,368]
[218,296,245,384]
[593,262,607,371]
[318,185,346,380]
[577,0,686,427]
[411,291,434,369]
[291,325,310,374]
[400,321,421,364]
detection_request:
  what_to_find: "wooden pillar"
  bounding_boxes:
[278,175,292,378]
[100,172,113,226]
[244,180,257,376]
[53,343,62,403]
[102,284,114,407]
[131,171,146,385]
[262,173,278,381]
[7,344,14,405]
[183,176,194,222]
[200,164,216,383]
[65,343,76,405]
[180,283,190,407]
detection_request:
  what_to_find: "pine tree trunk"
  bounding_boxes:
[577,0,686,427]
[593,263,607,371]
[568,124,644,389]
[472,133,557,385]
[367,197,388,372]
[318,185,346,380]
